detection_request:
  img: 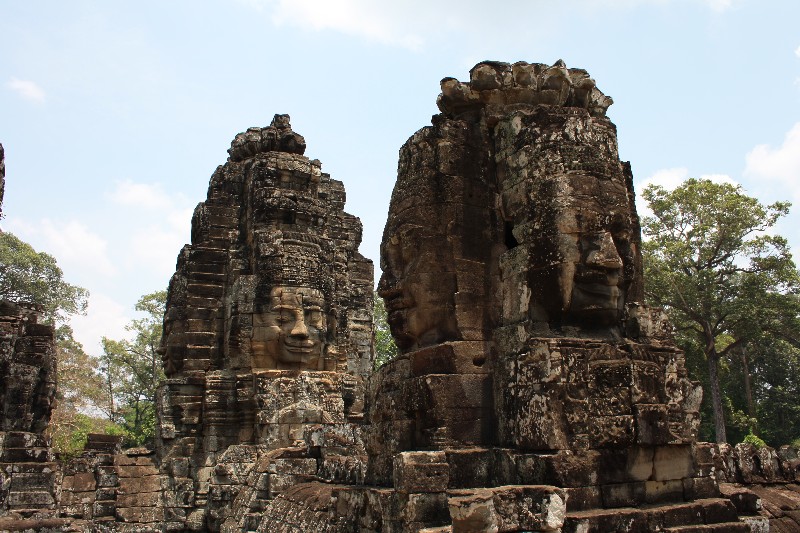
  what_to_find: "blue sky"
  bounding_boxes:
[2,0,799,356]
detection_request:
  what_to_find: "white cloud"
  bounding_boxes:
[704,0,732,12]
[108,180,192,279]
[795,45,800,59]
[109,179,173,210]
[635,167,738,220]
[242,0,736,51]
[129,218,191,280]
[6,77,46,104]
[743,124,800,265]
[40,219,117,277]
[744,122,800,199]
[69,292,132,355]
[637,167,690,194]
[269,0,425,50]
[7,217,116,278]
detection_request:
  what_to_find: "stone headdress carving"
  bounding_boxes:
[159,114,372,378]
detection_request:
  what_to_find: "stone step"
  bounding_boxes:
[664,523,750,532]
[187,247,228,264]
[187,295,223,308]
[187,282,225,298]
[187,270,227,284]
[563,498,742,533]
[1,447,53,462]
[184,261,227,275]
[202,204,239,218]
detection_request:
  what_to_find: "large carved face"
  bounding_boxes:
[378,220,458,352]
[252,286,326,369]
[547,177,634,326]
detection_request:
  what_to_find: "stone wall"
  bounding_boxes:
[0,300,61,524]
[702,442,800,531]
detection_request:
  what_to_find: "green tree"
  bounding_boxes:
[0,231,88,323]
[100,290,166,447]
[642,178,800,443]
[47,325,111,457]
[374,292,398,369]
[746,336,800,446]
[0,231,100,456]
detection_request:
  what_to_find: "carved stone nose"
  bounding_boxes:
[290,312,309,337]
[586,232,623,270]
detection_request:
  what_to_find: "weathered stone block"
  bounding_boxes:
[116,490,161,507]
[699,497,739,524]
[95,486,117,501]
[682,476,719,501]
[588,415,635,448]
[445,448,493,488]
[117,475,161,494]
[117,465,159,478]
[394,452,449,494]
[634,404,671,445]
[96,468,119,488]
[644,479,684,504]
[269,458,318,476]
[71,472,96,492]
[449,485,565,533]
[447,489,496,533]
[7,489,54,507]
[653,445,695,481]
[93,499,116,517]
[401,492,449,524]
[719,483,761,514]
[601,481,646,508]
[9,471,54,491]
[563,486,603,511]
[116,505,164,523]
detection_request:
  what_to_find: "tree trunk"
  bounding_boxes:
[707,348,727,443]
[740,346,757,432]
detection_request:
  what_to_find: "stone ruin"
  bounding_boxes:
[1,63,800,532]
[0,301,58,522]
[155,113,374,530]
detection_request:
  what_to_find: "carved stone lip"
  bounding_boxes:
[284,342,315,353]
[575,282,617,295]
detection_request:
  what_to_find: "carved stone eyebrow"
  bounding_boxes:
[270,304,300,312]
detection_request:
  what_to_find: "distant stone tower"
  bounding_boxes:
[156,115,373,529]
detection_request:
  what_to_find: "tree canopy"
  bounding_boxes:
[100,290,166,447]
[0,231,88,323]
[642,178,800,443]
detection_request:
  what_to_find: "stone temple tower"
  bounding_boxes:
[156,115,373,529]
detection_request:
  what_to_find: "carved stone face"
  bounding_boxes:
[252,286,326,369]
[550,182,633,326]
[378,222,458,352]
[560,230,627,323]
